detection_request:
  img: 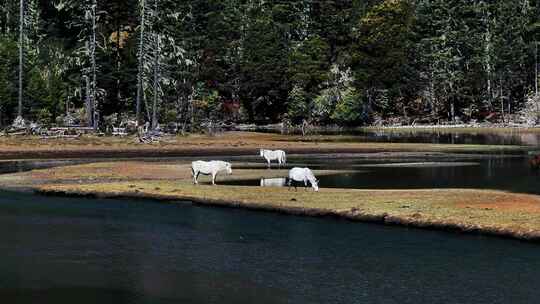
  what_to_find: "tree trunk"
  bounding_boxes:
[116,12,122,110]
[91,0,98,129]
[151,0,160,130]
[6,6,10,34]
[499,76,505,123]
[483,4,493,110]
[152,42,159,130]
[534,41,539,96]
[430,70,436,117]
[85,76,92,124]
[450,102,455,123]
[136,0,146,126]
[535,41,539,120]
[17,0,23,118]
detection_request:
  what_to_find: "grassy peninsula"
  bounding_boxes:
[2,159,540,241]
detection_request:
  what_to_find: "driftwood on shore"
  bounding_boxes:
[137,131,161,144]
[50,127,95,134]
[38,128,85,140]
[6,130,27,136]
[40,133,83,140]
[112,127,128,137]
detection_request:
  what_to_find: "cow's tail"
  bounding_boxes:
[282,151,287,164]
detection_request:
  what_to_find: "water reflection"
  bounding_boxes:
[293,129,540,146]
[260,178,287,187]
[228,157,540,195]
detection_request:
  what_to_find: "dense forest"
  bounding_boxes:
[0,0,539,130]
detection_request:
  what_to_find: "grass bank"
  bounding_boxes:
[0,131,529,160]
[37,181,540,242]
[3,161,540,242]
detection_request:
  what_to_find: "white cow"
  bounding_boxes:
[260,149,287,168]
[191,160,232,185]
[288,167,319,192]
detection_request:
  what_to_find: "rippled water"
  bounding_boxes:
[0,191,538,303]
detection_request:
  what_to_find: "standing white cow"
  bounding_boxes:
[287,167,319,192]
[260,149,287,169]
[191,160,232,185]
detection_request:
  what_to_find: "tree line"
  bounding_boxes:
[0,0,538,130]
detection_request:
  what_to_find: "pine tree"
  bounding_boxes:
[352,0,415,119]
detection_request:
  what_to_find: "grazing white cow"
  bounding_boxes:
[260,177,287,187]
[260,149,287,168]
[191,160,232,185]
[288,167,319,192]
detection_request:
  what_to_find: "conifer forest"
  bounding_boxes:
[0,0,539,130]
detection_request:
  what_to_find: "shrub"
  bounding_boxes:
[287,85,309,123]
[331,88,363,125]
[36,108,53,126]
[313,87,339,123]
[519,93,540,126]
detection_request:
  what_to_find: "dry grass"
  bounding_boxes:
[0,161,346,186]
[3,160,539,240]
[37,181,540,240]
[0,131,528,160]
[1,152,539,240]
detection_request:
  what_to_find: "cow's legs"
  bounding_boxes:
[193,171,199,184]
[211,173,216,185]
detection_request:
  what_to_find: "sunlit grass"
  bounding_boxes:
[0,132,529,157]
[38,180,540,240]
[14,160,540,240]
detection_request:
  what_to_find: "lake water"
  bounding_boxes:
[292,129,540,146]
[0,160,90,174]
[227,156,540,195]
[1,131,539,303]
[0,191,538,304]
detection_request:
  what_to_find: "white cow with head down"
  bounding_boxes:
[288,167,319,192]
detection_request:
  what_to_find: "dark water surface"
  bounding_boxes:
[0,160,92,174]
[292,129,540,146]
[1,131,539,303]
[0,191,539,304]
[228,156,540,195]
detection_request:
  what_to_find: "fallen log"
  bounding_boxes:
[40,133,82,140]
